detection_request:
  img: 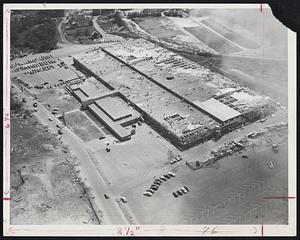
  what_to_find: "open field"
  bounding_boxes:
[134,17,184,41]
[38,88,81,115]
[184,25,242,54]
[64,110,104,142]
[10,111,97,224]
[201,18,260,49]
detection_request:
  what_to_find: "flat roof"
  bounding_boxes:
[88,103,131,140]
[95,97,132,121]
[194,98,241,122]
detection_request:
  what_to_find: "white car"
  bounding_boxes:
[120,197,127,203]
[144,192,152,197]
[168,171,176,177]
[180,187,188,194]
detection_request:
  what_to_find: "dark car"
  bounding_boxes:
[151,186,158,191]
[152,183,160,188]
[177,190,183,196]
[184,186,190,192]
[147,189,155,194]
[153,180,161,185]
[154,179,162,183]
[160,176,167,181]
[163,174,171,179]
[173,192,178,198]
[104,194,109,199]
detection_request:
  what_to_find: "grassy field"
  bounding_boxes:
[133,17,184,41]
[65,110,104,142]
[10,111,97,224]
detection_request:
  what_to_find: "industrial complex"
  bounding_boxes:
[9,8,289,227]
[67,39,276,150]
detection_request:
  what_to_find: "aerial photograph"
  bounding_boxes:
[9,7,289,226]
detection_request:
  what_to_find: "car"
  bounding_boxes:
[33,102,37,107]
[153,180,161,185]
[163,174,171,179]
[147,189,155,194]
[144,192,152,197]
[152,183,160,188]
[159,176,167,181]
[120,197,127,203]
[175,155,182,161]
[154,179,162,183]
[184,186,190,192]
[104,194,109,199]
[180,187,188,194]
[56,124,60,128]
[168,172,176,177]
[177,190,183,196]
[173,192,178,198]
[49,118,53,121]
[150,186,158,191]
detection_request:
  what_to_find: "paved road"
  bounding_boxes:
[34,102,129,224]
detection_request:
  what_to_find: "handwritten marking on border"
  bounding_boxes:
[4,112,10,128]
[117,226,140,236]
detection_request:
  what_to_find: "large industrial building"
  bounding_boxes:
[70,39,276,150]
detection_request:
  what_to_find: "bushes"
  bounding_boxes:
[11,94,23,112]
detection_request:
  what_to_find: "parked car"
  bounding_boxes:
[173,192,178,198]
[147,189,155,194]
[180,187,188,194]
[163,174,171,179]
[151,186,158,191]
[153,180,161,185]
[49,118,53,121]
[120,197,127,203]
[144,192,152,197]
[160,176,167,181]
[154,179,162,183]
[184,186,189,192]
[177,190,183,196]
[104,194,109,199]
[168,171,176,177]
[152,183,160,188]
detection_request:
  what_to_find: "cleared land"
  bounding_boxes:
[65,110,104,142]
[39,88,81,114]
[184,25,242,54]
[201,18,260,49]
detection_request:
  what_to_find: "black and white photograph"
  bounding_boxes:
[3,3,296,237]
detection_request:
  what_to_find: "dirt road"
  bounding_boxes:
[57,17,72,45]
[92,17,106,38]
[34,103,129,224]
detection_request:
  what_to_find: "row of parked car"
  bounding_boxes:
[143,172,176,197]
[173,186,190,198]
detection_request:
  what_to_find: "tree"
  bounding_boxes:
[84,28,90,36]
